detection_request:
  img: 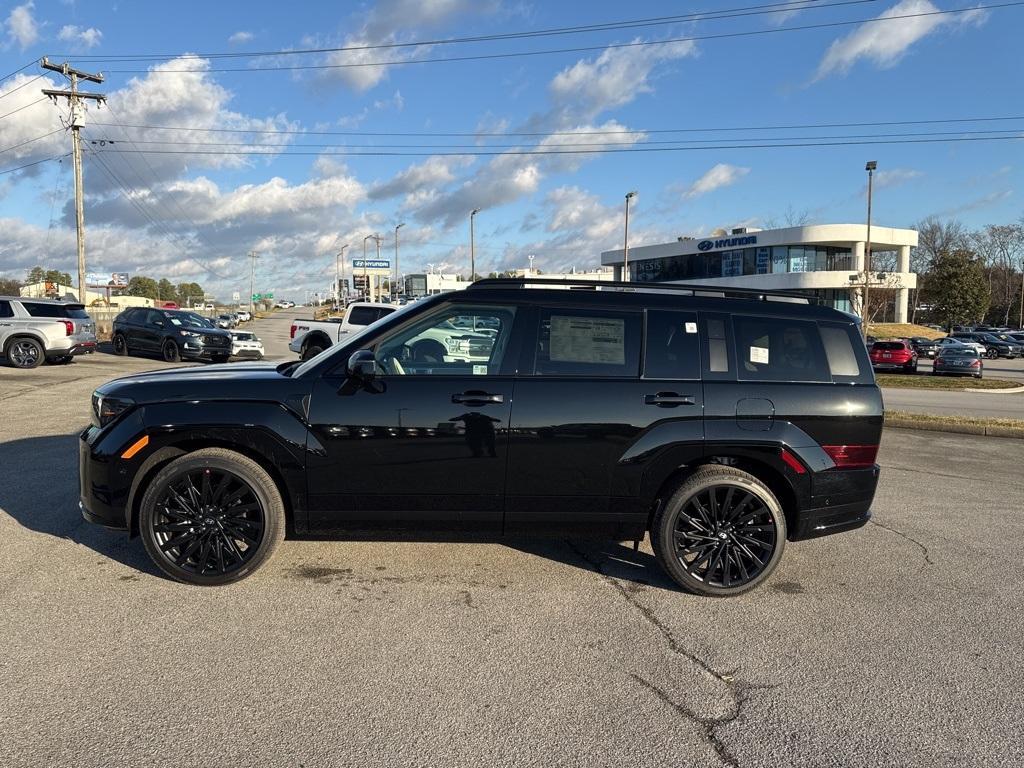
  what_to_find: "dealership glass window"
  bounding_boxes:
[772,247,788,273]
[534,308,640,377]
[722,251,743,277]
[732,316,830,382]
[789,247,810,273]
[644,310,701,380]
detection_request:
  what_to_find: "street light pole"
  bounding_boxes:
[362,234,374,301]
[335,244,349,308]
[470,208,481,282]
[394,222,405,300]
[623,191,637,282]
[863,161,877,338]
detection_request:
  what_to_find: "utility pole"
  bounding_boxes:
[470,208,481,281]
[394,222,405,300]
[248,251,258,316]
[374,234,383,302]
[862,161,877,338]
[41,58,106,306]
[623,191,637,282]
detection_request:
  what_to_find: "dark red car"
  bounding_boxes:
[869,340,918,374]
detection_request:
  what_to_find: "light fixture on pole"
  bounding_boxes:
[335,244,349,308]
[470,208,481,282]
[863,161,877,338]
[623,191,638,282]
[394,222,405,299]
[528,254,535,276]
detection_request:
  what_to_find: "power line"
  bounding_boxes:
[0,97,48,122]
[0,154,69,176]
[83,127,1024,151]
[0,74,46,103]
[0,60,39,85]
[0,128,63,155]
[95,4,1024,73]
[51,0,868,62]
[89,134,1024,159]
[90,114,1024,139]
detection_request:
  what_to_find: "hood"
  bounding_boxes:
[96,361,289,401]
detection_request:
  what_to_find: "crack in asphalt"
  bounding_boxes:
[564,540,776,767]
[868,519,936,565]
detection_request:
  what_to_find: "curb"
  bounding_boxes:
[885,417,1024,440]
[963,384,1024,394]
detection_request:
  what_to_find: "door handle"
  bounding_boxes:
[452,391,504,405]
[644,392,695,407]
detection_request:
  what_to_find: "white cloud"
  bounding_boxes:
[683,164,750,199]
[228,31,254,45]
[548,39,697,122]
[815,0,988,80]
[5,2,39,49]
[57,24,103,49]
[873,167,924,189]
[369,155,472,201]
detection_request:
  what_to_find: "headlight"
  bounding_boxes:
[179,329,200,337]
[91,392,134,427]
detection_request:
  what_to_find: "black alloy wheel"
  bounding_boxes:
[139,448,285,585]
[6,337,44,369]
[113,333,128,356]
[652,466,786,596]
[162,339,181,363]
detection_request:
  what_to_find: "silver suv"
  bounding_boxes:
[0,296,98,368]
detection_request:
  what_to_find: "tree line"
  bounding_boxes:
[0,267,206,308]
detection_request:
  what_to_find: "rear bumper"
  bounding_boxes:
[791,502,871,539]
[791,465,879,541]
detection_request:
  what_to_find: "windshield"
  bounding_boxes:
[940,348,978,357]
[291,299,429,378]
[233,332,255,341]
[169,311,213,328]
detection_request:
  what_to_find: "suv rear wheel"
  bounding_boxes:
[113,332,129,356]
[5,337,44,369]
[651,466,786,597]
[139,448,285,585]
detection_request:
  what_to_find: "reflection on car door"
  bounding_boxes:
[305,301,523,533]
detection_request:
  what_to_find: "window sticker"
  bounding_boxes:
[750,346,770,365]
[170,318,182,326]
[685,322,697,334]
[473,364,488,375]
[549,315,625,364]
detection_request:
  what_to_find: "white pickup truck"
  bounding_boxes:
[289,302,397,360]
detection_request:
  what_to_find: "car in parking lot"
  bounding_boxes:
[907,336,940,358]
[112,307,233,363]
[230,330,264,359]
[0,296,98,368]
[951,332,1021,359]
[869,340,918,373]
[237,310,252,322]
[81,278,883,596]
[932,346,983,378]
[935,336,985,355]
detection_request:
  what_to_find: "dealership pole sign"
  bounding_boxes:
[352,259,391,271]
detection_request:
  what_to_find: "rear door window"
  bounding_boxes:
[533,308,640,377]
[0,300,12,318]
[732,315,831,383]
[644,310,700,380]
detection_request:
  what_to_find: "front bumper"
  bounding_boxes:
[232,346,264,358]
[79,425,130,530]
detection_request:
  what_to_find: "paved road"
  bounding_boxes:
[882,387,1024,419]
[0,350,1022,767]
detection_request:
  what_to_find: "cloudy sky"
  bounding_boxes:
[0,0,1021,300]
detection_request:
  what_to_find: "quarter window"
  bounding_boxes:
[0,301,12,318]
[534,309,640,377]
[644,310,700,380]
[732,316,830,382]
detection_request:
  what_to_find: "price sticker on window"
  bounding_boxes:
[685,322,697,334]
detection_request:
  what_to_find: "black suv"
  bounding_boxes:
[112,307,233,363]
[81,279,883,596]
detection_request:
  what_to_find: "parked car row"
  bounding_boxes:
[0,295,98,368]
[113,308,264,363]
[868,338,986,378]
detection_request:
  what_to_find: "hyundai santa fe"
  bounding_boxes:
[80,279,883,596]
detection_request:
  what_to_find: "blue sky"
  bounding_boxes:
[0,0,1021,300]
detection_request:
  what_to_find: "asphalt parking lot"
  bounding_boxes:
[1,313,1022,767]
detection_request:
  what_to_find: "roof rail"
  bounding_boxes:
[466,277,819,304]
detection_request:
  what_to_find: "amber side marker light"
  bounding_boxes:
[121,435,149,460]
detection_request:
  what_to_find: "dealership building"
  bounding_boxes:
[601,223,919,321]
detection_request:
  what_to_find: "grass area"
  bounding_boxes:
[876,374,1020,390]
[868,322,945,340]
[888,410,1024,434]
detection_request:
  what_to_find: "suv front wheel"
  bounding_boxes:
[139,448,285,585]
[651,466,786,597]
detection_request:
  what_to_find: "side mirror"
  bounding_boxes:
[347,349,377,381]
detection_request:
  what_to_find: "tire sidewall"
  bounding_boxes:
[654,470,787,597]
[7,337,44,369]
[139,451,284,586]
[162,339,180,362]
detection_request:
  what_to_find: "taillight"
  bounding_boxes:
[822,444,878,469]
[60,320,74,335]
[780,448,806,474]
[290,323,297,339]
[970,359,981,367]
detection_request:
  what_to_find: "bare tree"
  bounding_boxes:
[910,217,969,323]
[972,223,1024,326]
[762,205,814,230]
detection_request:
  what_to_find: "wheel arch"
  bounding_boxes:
[3,331,48,353]
[302,331,331,352]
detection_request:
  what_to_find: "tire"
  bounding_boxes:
[651,466,787,597]
[113,333,129,356]
[5,337,44,369]
[986,347,999,359]
[139,448,286,586]
[301,342,324,361]
[162,339,181,363]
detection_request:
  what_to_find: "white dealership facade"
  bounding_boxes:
[601,223,918,322]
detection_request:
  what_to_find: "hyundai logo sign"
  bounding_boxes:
[696,235,757,252]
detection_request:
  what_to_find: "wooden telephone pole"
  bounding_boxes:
[41,58,105,306]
